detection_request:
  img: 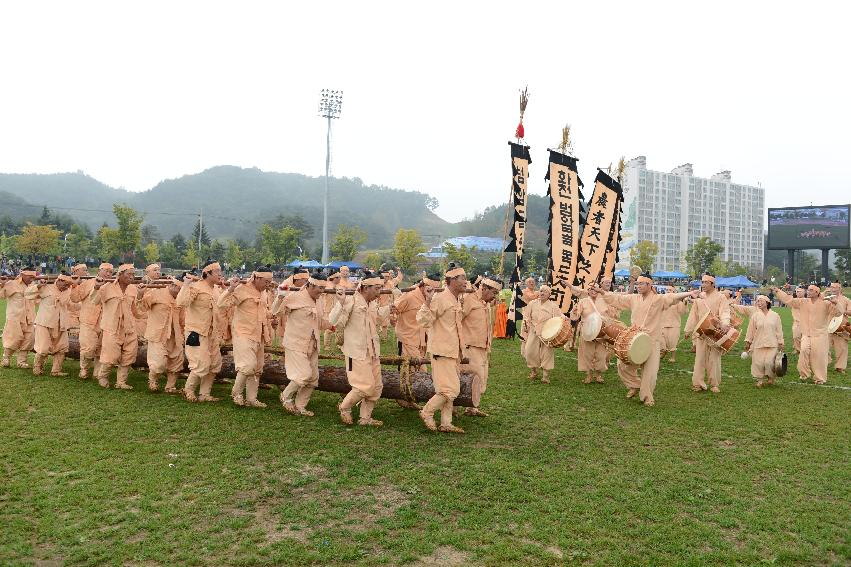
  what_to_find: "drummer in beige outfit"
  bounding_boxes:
[733,295,784,387]
[522,285,564,384]
[827,281,851,374]
[569,285,611,384]
[602,275,698,406]
[683,274,732,394]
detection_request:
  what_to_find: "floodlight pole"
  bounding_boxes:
[319,89,342,265]
[322,114,331,264]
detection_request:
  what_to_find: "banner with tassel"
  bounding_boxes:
[546,126,585,315]
[575,168,623,288]
[505,141,531,339]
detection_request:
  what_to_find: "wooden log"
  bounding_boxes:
[64,337,476,407]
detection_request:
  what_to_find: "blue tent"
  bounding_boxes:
[717,275,759,288]
[325,260,363,270]
[652,270,689,279]
[613,269,630,277]
[689,276,759,288]
[286,259,324,268]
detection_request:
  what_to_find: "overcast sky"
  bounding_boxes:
[1,1,849,222]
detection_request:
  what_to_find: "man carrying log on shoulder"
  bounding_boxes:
[136,275,184,393]
[461,275,502,417]
[1,267,39,369]
[91,264,141,390]
[272,273,331,416]
[416,264,468,434]
[393,272,440,409]
[28,273,75,376]
[331,271,394,427]
[176,261,226,402]
[218,269,275,408]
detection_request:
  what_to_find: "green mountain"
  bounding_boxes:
[0,168,451,248]
[0,167,556,251]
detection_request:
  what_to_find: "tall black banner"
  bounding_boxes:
[505,141,531,338]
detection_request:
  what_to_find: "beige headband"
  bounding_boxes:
[361,277,383,286]
[202,262,221,274]
[145,263,161,273]
[807,284,820,293]
[307,277,325,286]
[445,267,466,279]
[21,270,38,276]
[292,272,309,281]
[99,263,113,271]
[637,276,653,284]
[56,274,75,283]
[701,274,715,283]
[481,277,503,290]
[116,263,135,275]
[252,271,273,279]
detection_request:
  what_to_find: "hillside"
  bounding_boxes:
[0,168,452,248]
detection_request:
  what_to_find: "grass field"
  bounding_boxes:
[1,299,849,566]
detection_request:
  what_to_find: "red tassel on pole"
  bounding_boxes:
[515,122,525,139]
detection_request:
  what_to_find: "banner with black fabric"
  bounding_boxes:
[603,195,622,281]
[576,169,623,288]
[546,150,585,315]
[505,141,531,338]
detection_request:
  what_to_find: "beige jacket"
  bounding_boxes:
[274,287,330,354]
[176,280,222,338]
[394,286,428,348]
[329,292,389,361]
[461,289,492,351]
[607,291,693,342]
[91,281,139,336]
[684,289,731,337]
[218,284,273,344]
[28,285,73,332]
[776,290,841,338]
[1,278,37,326]
[416,288,464,359]
[137,287,184,343]
[734,305,784,349]
[69,278,102,327]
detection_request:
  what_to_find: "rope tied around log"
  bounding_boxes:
[399,357,417,405]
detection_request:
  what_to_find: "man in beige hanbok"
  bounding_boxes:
[733,295,784,387]
[461,277,501,416]
[684,274,732,393]
[92,264,141,390]
[569,285,610,384]
[272,275,330,416]
[1,268,39,368]
[70,262,113,379]
[137,277,185,393]
[331,274,392,426]
[176,262,226,402]
[519,277,540,350]
[416,266,468,433]
[775,284,843,384]
[219,271,275,407]
[603,275,698,406]
[827,281,851,374]
[523,285,564,384]
[28,274,74,376]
